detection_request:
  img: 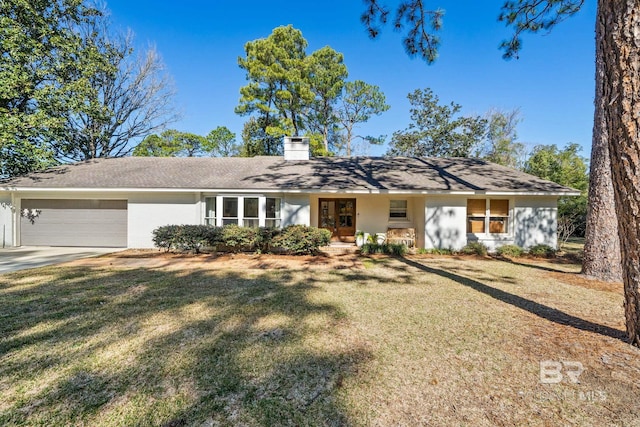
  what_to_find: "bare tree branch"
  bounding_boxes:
[54,12,178,161]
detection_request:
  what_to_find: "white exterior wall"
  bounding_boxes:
[0,189,560,250]
[128,192,200,248]
[513,196,558,249]
[353,195,394,236]
[0,193,14,247]
[424,196,468,250]
[282,194,310,226]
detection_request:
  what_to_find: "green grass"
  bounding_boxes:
[1,255,639,426]
[560,236,585,258]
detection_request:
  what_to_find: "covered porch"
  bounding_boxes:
[308,194,426,247]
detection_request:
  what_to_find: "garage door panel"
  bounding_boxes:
[23,210,127,224]
[22,199,127,210]
[20,199,127,247]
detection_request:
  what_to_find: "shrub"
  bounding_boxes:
[417,248,455,255]
[254,227,282,253]
[221,225,257,253]
[174,224,219,254]
[460,242,488,256]
[271,225,331,255]
[152,224,330,255]
[528,244,557,258]
[152,225,180,252]
[360,243,383,255]
[496,244,524,257]
[388,243,408,256]
[360,243,408,256]
[150,224,220,254]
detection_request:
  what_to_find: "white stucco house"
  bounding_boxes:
[0,137,578,251]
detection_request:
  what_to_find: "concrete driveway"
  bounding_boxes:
[0,247,120,274]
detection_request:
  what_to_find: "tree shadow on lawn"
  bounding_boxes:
[0,266,370,426]
[498,256,582,274]
[396,257,627,342]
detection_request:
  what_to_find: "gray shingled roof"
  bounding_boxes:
[0,156,578,194]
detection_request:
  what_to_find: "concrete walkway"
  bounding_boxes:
[0,247,120,274]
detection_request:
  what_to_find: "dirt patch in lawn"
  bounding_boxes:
[65,249,364,270]
[546,271,623,294]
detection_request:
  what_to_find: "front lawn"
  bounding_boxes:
[1,254,639,426]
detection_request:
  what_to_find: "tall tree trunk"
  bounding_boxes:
[582,7,622,283]
[599,0,640,346]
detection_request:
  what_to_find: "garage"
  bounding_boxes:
[20,199,127,247]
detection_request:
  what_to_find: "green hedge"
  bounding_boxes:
[271,225,331,255]
[151,224,330,255]
[460,241,488,256]
[528,244,557,258]
[496,244,524,257]
[360,243,408,256]
[151,224,219,254]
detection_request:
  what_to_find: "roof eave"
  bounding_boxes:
[1,186,579,196]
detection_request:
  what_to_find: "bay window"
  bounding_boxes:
[203,196,282,228]
[222,197,238,225]
[243,198,259,228]
[204,197,216,225]
[266,197,281,228]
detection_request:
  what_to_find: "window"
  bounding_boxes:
[390,200,408,219]
[204,196,283,228]
[266,197,281,228]
[489,199,509,233]
[243,197,259,228]
[467,199,486,233]
[204,197,216,225]
[467,199,510,234]
[222,197,238,225]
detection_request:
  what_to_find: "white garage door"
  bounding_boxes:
[20,199,127,247]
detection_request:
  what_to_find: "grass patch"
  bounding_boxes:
[1,255,638,426]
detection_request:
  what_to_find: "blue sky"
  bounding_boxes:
[105,0,596,157]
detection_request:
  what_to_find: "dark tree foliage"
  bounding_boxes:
[361,0,444,63]
[362,0,584,62]
[0,0,98,176]
[387,88,486,157]
[498,0,585,59]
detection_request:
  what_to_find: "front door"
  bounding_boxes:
[319,198,356,242]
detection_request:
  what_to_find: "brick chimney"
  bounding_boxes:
[283,136,310,161]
